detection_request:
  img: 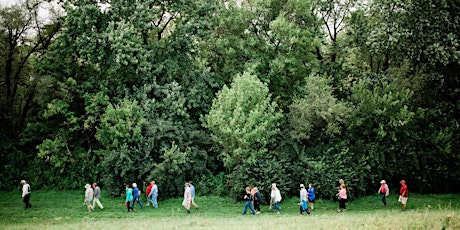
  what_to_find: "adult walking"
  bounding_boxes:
[253,187,261,214]
[307,183,315,210]
[125,184,134,212]
[242,187,256,215]
[398,180,408,211]
[377,180,389,207]
[20,180,32,208]
[299,184,308,215]
[84,184,94,213]
[149,180,158,208]
[337,183,347,212]
[182,182,192,213]
[92,183,104,210]
[270,183,282,213]
[132,183,144,210]
[146,181,153,206]
[189,181,198,210]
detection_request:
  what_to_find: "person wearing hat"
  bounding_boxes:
[398,180,408,211]
[84,184,94,212]
[20,180,32,208]
[377,180,389,207]
[92,183,104,210]
[182,182,192,213]
[299,184,308,215]
[270,183,282,213]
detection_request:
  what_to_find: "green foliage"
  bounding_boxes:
[227,150,294,203]
[96,98,146,151]
[289,75,350,141]
[203,71,283,169]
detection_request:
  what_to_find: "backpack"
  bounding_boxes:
[380,185,386,194]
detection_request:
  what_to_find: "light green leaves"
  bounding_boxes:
[203,71,282,168]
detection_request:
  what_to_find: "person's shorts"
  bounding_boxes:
[85,200,92,205]
[398,196,408,204]
[308,198,315,203]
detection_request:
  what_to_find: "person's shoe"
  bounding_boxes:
[276,211,280,214]
[256,211,260,214]
[146,203,150,206]
[187,209,190,214]
[337,209,341,213]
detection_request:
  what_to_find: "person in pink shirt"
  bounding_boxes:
[336,183,347,212]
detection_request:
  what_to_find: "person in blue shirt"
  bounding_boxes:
[149,181,159,208]
[189,181,199,210]
[308,183,316,210]
[132,183,144,210]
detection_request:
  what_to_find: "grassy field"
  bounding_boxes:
[0,190,459,229]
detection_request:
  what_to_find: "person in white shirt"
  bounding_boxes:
[182,183,192,213]
[20,180,32,208]
[270,183,282,213]
[299,184,308,214]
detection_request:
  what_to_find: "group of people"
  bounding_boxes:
[124,181,159,212]
[299,183,315,215]
[377,179,409,211]
[182,182,199,213]
[242,183,315,216]
[19,178,409,213]
[84,183,104,212]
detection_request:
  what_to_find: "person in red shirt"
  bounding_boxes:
[146,181,153,206]
[398,180,408,211]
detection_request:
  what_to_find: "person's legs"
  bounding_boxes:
[136,198,144,209]
[23,194,30,208]
[274,202,280,212]
[249,201,256,215]
[95,198,104,209]
[242,201,249,214]
[381,194,386,207]
[153,195,158,208]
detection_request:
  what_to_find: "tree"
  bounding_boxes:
[288,75,350,142]
[0,0,61,189]
[203,71,283,169]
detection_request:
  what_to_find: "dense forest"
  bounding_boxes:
[1,0,459,202]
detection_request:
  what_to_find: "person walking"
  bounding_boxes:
[377,180,389,207]
[398,180,408,211]
[182,182,192,213]
[299,184,308,215]
[20,180,32,208]
[92,183,104,210]
[84,184,94,213]
[337,183,347,212]
[242,187,256,215]
[149,180,158,208]
[307,183,315,210]
[253,187,261,214]
[145,181,153,206]
[189,181,198,210]
[125,184,134,212]
[132,183,144,210]
[270,183,282,213]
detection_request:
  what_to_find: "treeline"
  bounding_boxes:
[1,0,459,201]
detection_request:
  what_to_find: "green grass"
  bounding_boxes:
[0,191,459,229]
